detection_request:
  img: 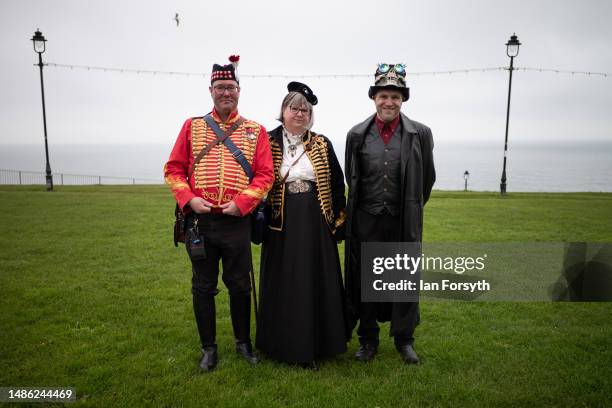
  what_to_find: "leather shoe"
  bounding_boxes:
[355,343,378,362]
[396,344,420,364]
[199,346,218,372]
[235,342,259,365]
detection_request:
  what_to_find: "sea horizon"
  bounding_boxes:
[1,140,611,192]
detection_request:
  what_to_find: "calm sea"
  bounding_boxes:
[1,141,611,192]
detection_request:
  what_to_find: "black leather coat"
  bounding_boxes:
[344,113,436,325]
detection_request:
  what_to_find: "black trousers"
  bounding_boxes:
[186,213,252,348]
[354,207,419,347]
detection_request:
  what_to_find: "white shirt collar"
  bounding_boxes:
[282,126,306,141]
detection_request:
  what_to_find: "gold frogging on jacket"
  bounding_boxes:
[268,131,339,233]
[190,117,259,192]
[163,170,190,193]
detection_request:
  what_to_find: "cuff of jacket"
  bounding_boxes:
[234,187,268,216]
[175,190,196,212]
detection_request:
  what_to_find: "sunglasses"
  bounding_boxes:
[377,63,406,75]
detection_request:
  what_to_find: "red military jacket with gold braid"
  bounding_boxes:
[164,108,274,216]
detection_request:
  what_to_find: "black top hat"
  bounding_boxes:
[368,63,410,101]
[287,81,318,105]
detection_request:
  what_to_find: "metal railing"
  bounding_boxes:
[0,169,162,185]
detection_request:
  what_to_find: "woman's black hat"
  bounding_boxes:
[287,81,318,105]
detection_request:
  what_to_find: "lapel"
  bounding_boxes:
[303,130,317,168]
[353,114,376,137]
[270,125,284,150]
[350,114,376,166]
[399,112,418,187]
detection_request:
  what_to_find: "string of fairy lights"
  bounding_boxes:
[43,62,609,78]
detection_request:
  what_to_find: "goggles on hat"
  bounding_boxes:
[377,63,406,75]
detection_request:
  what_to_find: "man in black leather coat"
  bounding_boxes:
[344,63,435,364]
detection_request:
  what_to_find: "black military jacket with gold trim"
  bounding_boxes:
[267,126,347,238]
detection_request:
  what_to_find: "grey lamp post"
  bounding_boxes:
[500,33,521,195]
[31,29,53,191]
[464,170,470,192]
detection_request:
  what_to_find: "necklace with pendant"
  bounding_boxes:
[284,133,302,158]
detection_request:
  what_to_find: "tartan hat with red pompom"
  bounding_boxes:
[211,55,240,84]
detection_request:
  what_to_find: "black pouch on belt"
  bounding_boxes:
[186,222,206,261]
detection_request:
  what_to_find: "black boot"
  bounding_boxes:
[193,294,216,350]
[396,344,420,364]
[199,346,218,372]
[235,341,259,365]
[355,343,378,362]
[230,294,258,365]
[229,294,251,344]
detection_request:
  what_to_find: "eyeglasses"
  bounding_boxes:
[289,106,309,115]
[213,85,240,94]
[377,63,406,75]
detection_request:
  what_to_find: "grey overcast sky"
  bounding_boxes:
[1,0,611,153]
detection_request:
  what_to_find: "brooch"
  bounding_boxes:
[245,127,256,140]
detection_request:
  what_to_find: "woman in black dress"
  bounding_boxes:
[256,82,348,367]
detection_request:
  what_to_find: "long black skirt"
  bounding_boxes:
[256,189,347,363]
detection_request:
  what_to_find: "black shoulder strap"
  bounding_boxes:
[203,114,253,182]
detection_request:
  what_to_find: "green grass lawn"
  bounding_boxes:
[1,186,611,407]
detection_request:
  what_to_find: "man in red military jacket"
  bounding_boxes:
[164,55,273,372]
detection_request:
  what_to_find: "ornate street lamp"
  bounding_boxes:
[500,33,521,195]
[464,170,470,192]
[31,29,53,191]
